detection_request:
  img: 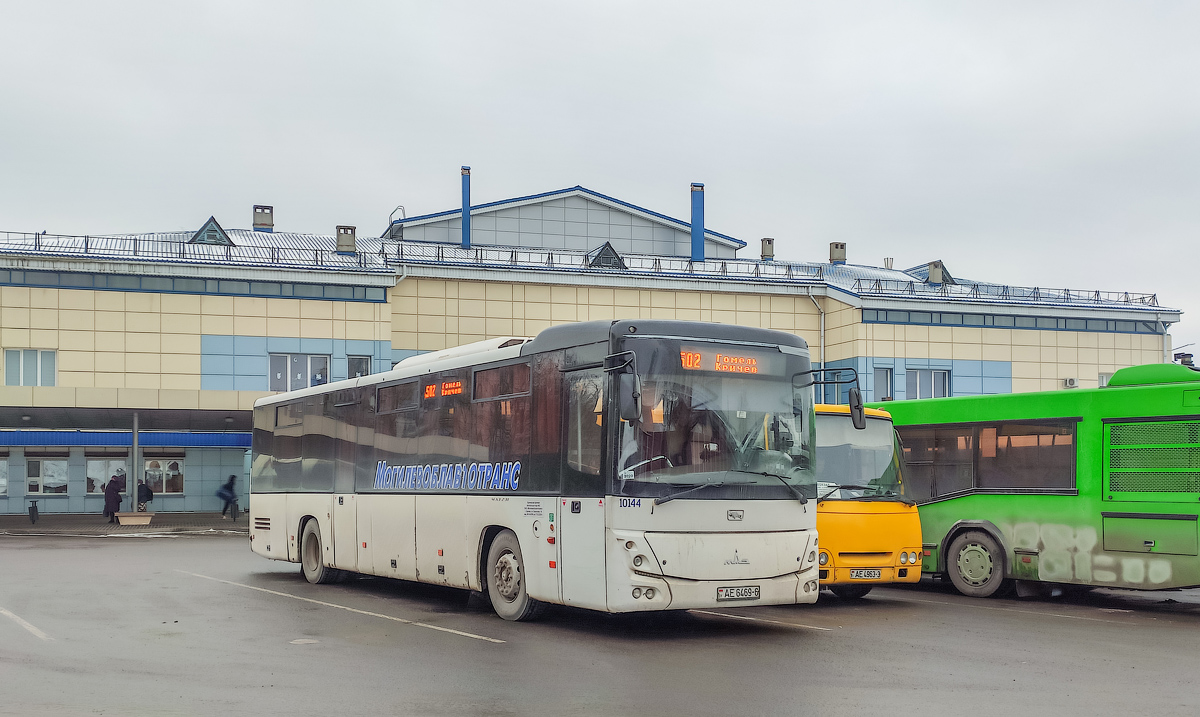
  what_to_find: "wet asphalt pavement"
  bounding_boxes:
[1,534,1197,716]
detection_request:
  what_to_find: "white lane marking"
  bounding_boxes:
[178,571,505,644]
[689,609,833,631]
[895,595,1126,624]
[0,606,53,641]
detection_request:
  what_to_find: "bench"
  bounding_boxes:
[115,512,154,526]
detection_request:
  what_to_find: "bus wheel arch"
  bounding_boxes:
[944,527,1008,598]
[939,520,1011,576]
[484,529,545,621]
[299,516,341,585]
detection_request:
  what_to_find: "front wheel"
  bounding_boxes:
[485,530,544,621]
[946,530,1006,598]
[829,584,873,600]
[300,520,340,585]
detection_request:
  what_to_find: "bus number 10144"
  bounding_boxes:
[618,498,643,508]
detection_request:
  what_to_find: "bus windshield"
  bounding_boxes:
[814,413,909,502]
[615,338,816,500]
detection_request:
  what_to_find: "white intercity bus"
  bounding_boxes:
[250,320,822,620]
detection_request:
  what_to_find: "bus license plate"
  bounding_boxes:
[849,569,881,580]
[717,586,760,601]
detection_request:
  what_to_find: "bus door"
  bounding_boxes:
[558,368,609,610]
[331,392,358,572]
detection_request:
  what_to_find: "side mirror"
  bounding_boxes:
[848,387,866,430]
[618,373,641,422]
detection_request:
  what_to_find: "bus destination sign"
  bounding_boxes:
[679,346,782,375]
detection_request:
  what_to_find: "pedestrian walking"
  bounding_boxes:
[103,478,122,523]
[137,479,154,512]
[217,475,238,519]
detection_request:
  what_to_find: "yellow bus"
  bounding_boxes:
[814,404,923,599]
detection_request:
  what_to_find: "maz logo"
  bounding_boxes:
[724,550,750,565]
[727,509,744,521]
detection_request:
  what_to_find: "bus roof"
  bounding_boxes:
[1107,363,1200,387]
[815,404,892,419]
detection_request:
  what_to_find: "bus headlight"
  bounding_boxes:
[808,551,816,563]
[910,551,919,564]
[644,588,655,599]
[818,552,828,566]
[900,552,909,564]
[633,555,644,567]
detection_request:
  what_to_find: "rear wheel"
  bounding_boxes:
[300,520,339,585]
[485,530,543,621]
[829,584,873,600]
[946,530,1006,598]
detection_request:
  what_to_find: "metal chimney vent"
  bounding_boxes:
[884,257,894,270]
[336,226,356,255]
[927,261,944,285]
[829,242,847,264]
[253,205,274,233]
[761,238,774,261]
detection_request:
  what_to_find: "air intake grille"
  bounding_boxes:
[1108,420,1200,493]
[253,517,271,530]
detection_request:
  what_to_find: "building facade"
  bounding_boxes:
[0,183,1179,514]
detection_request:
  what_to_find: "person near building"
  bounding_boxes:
[103,479,122,523]
[137,479,154,512]
[217,475,238,519]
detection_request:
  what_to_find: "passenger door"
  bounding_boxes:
[557,368,609,610]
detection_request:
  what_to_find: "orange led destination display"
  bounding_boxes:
[679,346,783,375]
[424,381,464,399]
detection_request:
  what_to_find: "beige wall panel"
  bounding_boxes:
[199,295,232,316]
[677,292,701,310]
[613,289,639,307]
[1,309,30,330]
[871,340,896,357]
[905,325,929,342]
[523,319,553,336]
[0,386,34,404]
[459,317,485,336]
[1009,330,1038,346]
[201,314,234,335]
[1011,345,1040,363]
[95,372,125,388]
[525,285,551,303]
[266,298,302,318]
[239,391,272,410]
[768,313,794,331]
[1040,347,1057,363]
[74,387,118,407]
[676,308,701,321]
[29,329,58,348]
[455,282,482,300]
[159,390,200,409]
[710,309,736,325]
[459,299,485,318]
[59,351,94,371]
[30,308,58,329]
[58,310,94,331]
[417,297,446,316]
[981,343,1011,361]
[904,342,929,359]
[300,301,334,320]
[1058,347,1079,364]
[124,293,158,313]
[95,311,125,332]
[392,331,417,349]
[160,374,201,391]
[198,390,241,410]
[710,294,735,311]
[485,301,512,319]
[127,312,160,333]
[2,327,31,346]
[30,288,59,310]
[58,290,95,311]
[1115,349,1133,366]
[234,316,268,336]
[1037,332,1057,347]
[1078,347,1099,364]
[1142,334,1164,351]
[551,286,578,305]
[525,303,550,321]
[57,371,94,388]
[1078,332,1098,348]
[952,343,982,360]
[1055,332,1078,347]
[267,317,301,336]
[929,326,953,343]
[1,287,31,306]
[96,352,126,372]
[59,330,95,351]
[127,353,161,374]
[162,293,202,314]
[1012,377,1042,393]
[392,280,416,298]
[951,326,983,343]
[30,386,76,406]
[649,291,675,309]
[126,333,161,354]
[648,307,675,320]
[233,297,268,317]
[417,333,448,351]
[484,318,514,336]
[125,373,161,390]
[870,324,895,341]
[164,313,201,334]
[163,334,200,356]
[299,318,332,336]
[1098,333,1115,349]
[1012,361,1040,379]
[392,314,418,333]
[1114,333,1132,349]
[416,280,446,298]
[345,322,378,341]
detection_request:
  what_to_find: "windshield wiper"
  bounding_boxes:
[653,481,725,506]
[817,483,873,501]
[730,470,809,505]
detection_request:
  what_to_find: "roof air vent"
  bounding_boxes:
[829,242,846,264]
[336,226,356,255]
[253,205,274,233]
[761,238,774,261]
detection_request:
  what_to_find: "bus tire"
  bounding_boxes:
[485,530,543,621]
[830,584,873,600]
[946,530,1005,598]
[301,520,338,585]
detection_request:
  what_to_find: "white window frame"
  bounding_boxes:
[26,457,69,495]
[874,367,894,401]
[1099,372,1114,388]
[907,369,950,399]
[4,349,56,387]
[270,353,331,392]
[348,355,371,379]
[86,458,129,494]
[0,456,8,496]
[144,457,185,494]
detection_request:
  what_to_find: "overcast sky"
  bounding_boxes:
[3,2,1197,354]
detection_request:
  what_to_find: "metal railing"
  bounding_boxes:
[851,278,1159,307]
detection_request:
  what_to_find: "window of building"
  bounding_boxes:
[1099,372,1114,388]
[144,457,184,494]
[86,456,129,494]
[874,367,894,401]
[0,452,8,495]
[906,369,949,399]
[348,355,371,379]
[4,349,56,386]
[26,455,69,494]
[269,354,330,392]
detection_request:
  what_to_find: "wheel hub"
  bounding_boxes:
[494,551,521,601]
[957,542,993,586]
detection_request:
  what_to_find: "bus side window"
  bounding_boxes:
[563,368,606,496]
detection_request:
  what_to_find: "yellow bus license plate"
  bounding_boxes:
[849,569,881,580]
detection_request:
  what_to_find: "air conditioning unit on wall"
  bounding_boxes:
[1063,377,1079,388]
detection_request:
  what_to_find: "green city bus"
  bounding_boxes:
[873,363,1200,598]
